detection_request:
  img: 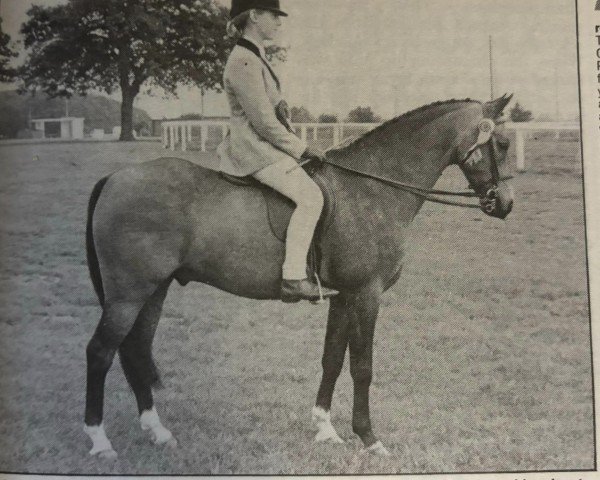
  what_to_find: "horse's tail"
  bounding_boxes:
[86,176,110,307]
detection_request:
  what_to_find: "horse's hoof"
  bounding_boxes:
[151,427,175,446]
[164,437,178,449]
[365,441,390,456]
[311,406,344,444]
[314,430,344,444]
[95,449,118,459]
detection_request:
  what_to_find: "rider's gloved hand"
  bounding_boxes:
[276,100,290,124]
[302,145,326,162]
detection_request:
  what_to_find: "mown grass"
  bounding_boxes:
[0,136,593,474]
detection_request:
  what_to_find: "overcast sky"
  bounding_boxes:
[0,0,580,120]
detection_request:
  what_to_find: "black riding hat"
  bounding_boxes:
[230,0,288,18]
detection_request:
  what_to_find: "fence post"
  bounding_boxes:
[515,129,526,172]
[333,125,340,146]
[201,124,208,152]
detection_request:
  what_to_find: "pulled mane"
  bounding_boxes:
[331,98,481,156]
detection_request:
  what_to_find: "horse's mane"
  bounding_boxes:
[331,98,481,156]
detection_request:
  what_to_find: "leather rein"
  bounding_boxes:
[320,119,509,211]
[320,158,482,209]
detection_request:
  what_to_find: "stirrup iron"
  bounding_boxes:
[310,271,325,305]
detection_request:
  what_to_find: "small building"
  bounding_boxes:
[30,117,85,140]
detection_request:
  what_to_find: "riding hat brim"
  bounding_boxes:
[245,7,287,16]
[263,7,287,16]
[231,7,287,18]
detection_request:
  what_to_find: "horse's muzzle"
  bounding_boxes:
[480,181,514,219]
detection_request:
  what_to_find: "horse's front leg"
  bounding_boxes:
[313,294,350,443]
[347,282,390,455]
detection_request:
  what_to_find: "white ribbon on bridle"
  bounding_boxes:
[462,118,496,166]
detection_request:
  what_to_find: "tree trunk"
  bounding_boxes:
[119,87,136,141]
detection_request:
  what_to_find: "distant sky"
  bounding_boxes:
[0,0,580,120]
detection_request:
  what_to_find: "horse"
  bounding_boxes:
[83,95,514,458]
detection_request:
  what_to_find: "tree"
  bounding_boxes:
[265,45,287,64]
[290,105,315,123]
[345,106,382,123]
[319,113,338,123]
[0,16,17,82]
[509,102,533,122]
[18,0,231,141]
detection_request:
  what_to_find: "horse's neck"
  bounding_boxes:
[331,103,479,191]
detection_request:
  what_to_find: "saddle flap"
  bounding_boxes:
[219,167,336,280]
[262,172,335,243]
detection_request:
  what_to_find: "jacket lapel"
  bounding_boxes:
[236,38,281,91]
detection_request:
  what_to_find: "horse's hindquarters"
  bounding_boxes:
[92,160,287,302]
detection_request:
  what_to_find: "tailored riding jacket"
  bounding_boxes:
[217,38,307,177]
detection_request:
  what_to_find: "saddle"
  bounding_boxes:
[219,165,336,278]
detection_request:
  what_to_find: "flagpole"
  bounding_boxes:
[489,35,494,100]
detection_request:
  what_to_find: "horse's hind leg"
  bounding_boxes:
[118,280,177,447]
[313,294,350,444]
[84,292,153,458]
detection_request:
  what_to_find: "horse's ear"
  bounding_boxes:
[483,94,513,119]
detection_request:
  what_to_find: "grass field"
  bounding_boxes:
[0,135,594,474]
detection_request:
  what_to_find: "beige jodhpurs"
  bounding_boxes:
[253,156,324,280]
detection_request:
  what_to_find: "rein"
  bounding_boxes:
[320,159,483,209]
[318,119,509,211]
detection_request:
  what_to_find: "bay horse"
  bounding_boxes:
[83,96,514,458]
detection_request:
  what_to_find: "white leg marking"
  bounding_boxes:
[312,406,344,444]
[140,407,177,447]
[366,440,390,456]
[83,423,117,458]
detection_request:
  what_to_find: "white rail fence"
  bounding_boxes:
[162,120,580,172]
[504,122,580,172]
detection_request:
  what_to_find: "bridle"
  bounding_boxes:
[320,118,511,212]
[456,118,512,213]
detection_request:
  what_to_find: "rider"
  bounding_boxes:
[217,0,339,303]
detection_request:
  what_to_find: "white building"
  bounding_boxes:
[30,117,85,140]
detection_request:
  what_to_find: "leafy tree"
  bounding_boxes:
[319,113,338,123]
[345,106,382,123]
[509,102,533,122]
[290,105,315,123]
[265,45,287,64]
[0,16,17,82]
[18,0,231,141]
